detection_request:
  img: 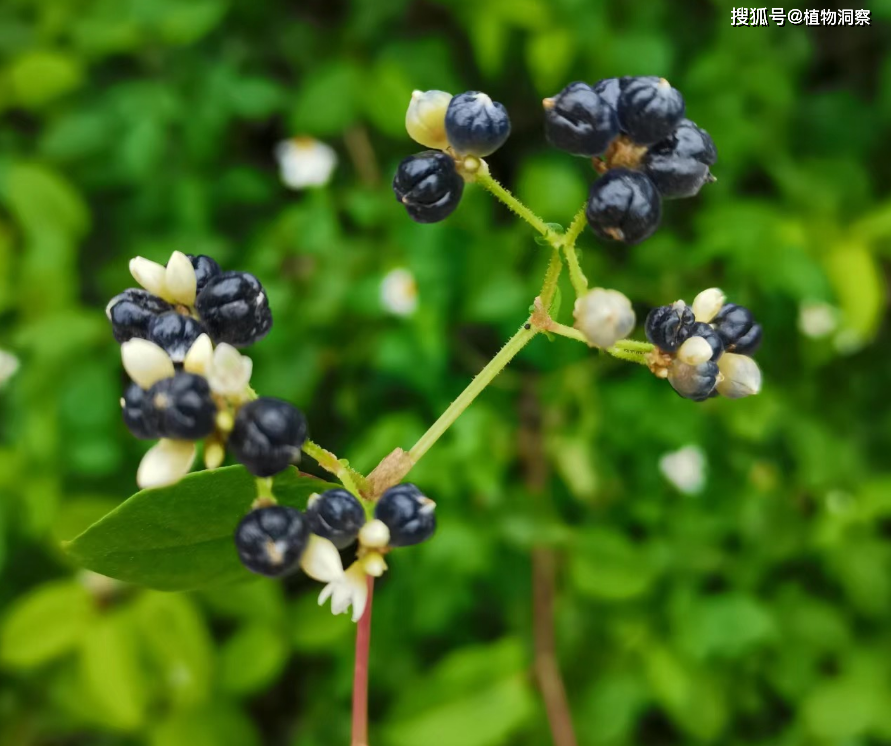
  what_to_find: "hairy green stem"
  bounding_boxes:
[546,322,589,345]
[563,205,588,248]
[613,339,655,353]
[302,439,368,492]
[605,346,649,365]
[476,165,556,240]
[541,248,564,308]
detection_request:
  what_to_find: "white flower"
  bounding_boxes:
[318,561,369,622]
[573,288,636,348]
[136,439,196,489]
[130,257,172,301]
[275,137,337,190]
[677,336,714,366]
[300,535,345,583]
[0,350,19,387]
[659,445,706,495]
[121,339,175,389]
[207,343,253,397]
[798,302,838,339]
[361,551,388,578]
[358,519,390,549]
[164,251,198,306]
[716,353,762,399]
[692,287,726,323]
[183,334,214,377]
[380,268,418,316]
[405,89,452,150]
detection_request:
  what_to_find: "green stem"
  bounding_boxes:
[605,347,649,365]
[408,323,538,464]
[541,248,564,308]
[546,322,588,345]
[562,243,588,299]
[563,205,588,249]
[302,439,369,492]
[476,165,556,240]
[613,339,654,353]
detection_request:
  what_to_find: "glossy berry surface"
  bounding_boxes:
[543,82,619,157]
[146,372,217,440]
[147,312,206,363]
[307,488,366,549]
[374,483,436,547]
[643,119,717,199]
[228,397,308,477]
[668,359,720,402]
[195,271,272,348]
[393,151,464,224]
[592,77,624,111]
[711,303,763,355]
[645,303,696,352]
[444,91,511,156]
[617,77,685,146]
[122,383,160,440]
[107,289,173,343]
[688,321,724,361]
[234,506,309,577]
[586,168,661,245]
[186,254,222,293]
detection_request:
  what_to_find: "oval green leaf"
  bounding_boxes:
[63,466,336,591]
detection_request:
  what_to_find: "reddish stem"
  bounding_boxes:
[351,575,375,746]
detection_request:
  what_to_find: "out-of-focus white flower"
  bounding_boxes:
[659,445,706,495]
[677,336,714,366]
[798,302,838,339]
[380,268,418,316]
[358,519,390,549]
[275,137,337,190]
[692,287,726,323]
[361,551,387,578]
[405,89,452,150]
[573,288,635,348]
[165,251,198,306]
[207,343,253,397]
[319,561,369,622]
[0,350,19,387]
[716,352,762,399]
[122,339,175,389]
[137,439,197,489]
[76,570,125,600]
[183,334,214,377]
[300,535,345,583]
[130,257,172,301]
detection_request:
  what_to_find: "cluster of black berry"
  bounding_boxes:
[393,89,511,223]
[544,77,717,245]
[644,288,763,401]
[235,484,437,578]
[107,251,308,487]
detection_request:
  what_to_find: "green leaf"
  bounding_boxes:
[5,51,84,108]
[64,466,336,591]
[149,702,260,746]
[570,528,659,601]
[0,580,94,669]
[219,622,288,696]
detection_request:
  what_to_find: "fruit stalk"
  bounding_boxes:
[475,163,556,240]
[351,575,375,746]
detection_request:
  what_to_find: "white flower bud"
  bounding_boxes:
[573,288,636,348]
[137,439,196,489]
[692,287,726,323]
[405,89,452,150]
[129,257,171,300]
[183,334,214,376]
[204,441,225,470]
[164,251,197,306]
[300,535,345,583]
[121,338,175,389]
[0,350,19,387]
[716,353,762,399]
[361,552,388,578]
[207,344,252,397]
[318,561,369,622]
[380,268,418,316]
[659,445,706,495]
[677,335,714,366]
[275,137,337,190]
[358,519,391,549]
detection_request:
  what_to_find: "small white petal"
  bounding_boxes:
[716,353,762,399]
[345,563,369,622]
[358,519,391,549]
[165,251,197,306]
[130,257,170,300]
[362,552,388,578]
[798,302,838,339]
[137,439,196,489]
[0,350,20,387]
[208,344,253,397]
[677,336,714,366]
[275,138,337,190]
[380,268,418,317]
[183,334,214,376]
[318,582,336,606]
[573,288,636,348]
[692,288,726,323]
[121,339,175,389]
[300,535,344,583]
[659,445,706,495]
[405,89,452,150]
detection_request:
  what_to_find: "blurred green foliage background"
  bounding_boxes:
[2,0,891,744]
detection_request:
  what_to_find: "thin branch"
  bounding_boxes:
[351,576,375,746]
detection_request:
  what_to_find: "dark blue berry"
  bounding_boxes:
[234,506,309,577]
[307,488,366,549]
[122,383,160,440]
[444,91,511,157]
[592,77,625,111]
[645,303,696,352]
[643,119,717,199]
[228,398,308,477]
[586,168,661,245]
[147,312,206,363]
[106,289,173,344]
[374,483,436,547]
[543,82,619,157]
[711,304,762,355]
[195,271,272,348]
[688,321,724,361]
[146,372,217,440]
[668,359,720,402]
[617,77,685,146]
[393,151,464,224]
[186,254,221,294]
